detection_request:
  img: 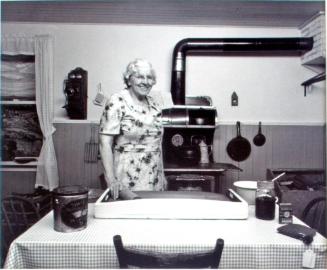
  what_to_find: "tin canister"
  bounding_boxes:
[53,185,88,232]
[279,202,293,224]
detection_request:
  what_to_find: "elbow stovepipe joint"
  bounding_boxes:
[170,37,314,105]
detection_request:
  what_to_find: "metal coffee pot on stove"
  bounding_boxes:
[199,140,211,164]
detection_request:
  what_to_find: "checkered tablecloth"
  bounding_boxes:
[4,205,327,269]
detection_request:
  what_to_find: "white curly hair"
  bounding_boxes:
[123,59,156,87]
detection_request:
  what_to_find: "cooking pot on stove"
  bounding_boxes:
[176,146,201,165]
[193,117,210,125]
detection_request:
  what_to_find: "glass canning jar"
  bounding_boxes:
[255,180,277,220]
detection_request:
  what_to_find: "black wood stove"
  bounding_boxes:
[162,37,313,192]
[162,97,224,192]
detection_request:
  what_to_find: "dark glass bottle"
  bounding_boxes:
[255,181,276,220]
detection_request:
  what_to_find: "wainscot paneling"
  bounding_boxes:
[2,171,36,197]
[53,123,103,189]
[214,124,325,192]
[53,123,325,193]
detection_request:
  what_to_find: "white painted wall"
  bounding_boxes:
[2,22,325,124]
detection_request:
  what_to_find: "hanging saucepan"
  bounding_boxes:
[253,121,266,147]
[226,121,251,162]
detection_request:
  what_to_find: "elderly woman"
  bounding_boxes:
[99,59,166,199]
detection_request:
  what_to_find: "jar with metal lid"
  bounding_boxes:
[255,181,277,220]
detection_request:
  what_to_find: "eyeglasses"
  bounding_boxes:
[132,74,155,82]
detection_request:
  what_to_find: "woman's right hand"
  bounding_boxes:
[99,134,119,199]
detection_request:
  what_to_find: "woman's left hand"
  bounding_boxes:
[109,181,122,200]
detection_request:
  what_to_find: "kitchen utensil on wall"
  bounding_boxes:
[226,121,251,162]
[253,122,266,147]
[93,83,106,106]
[84,124,99,163]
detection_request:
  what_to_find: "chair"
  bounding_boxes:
[113,235,224,269]
[301,197,326,237]
[1,196,42,250]
[12,187,53,218]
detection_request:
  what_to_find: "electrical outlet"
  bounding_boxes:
[231,92,238,106]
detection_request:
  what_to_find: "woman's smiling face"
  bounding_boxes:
[129,65,155,99]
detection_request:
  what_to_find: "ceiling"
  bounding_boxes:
[1,1,325,27]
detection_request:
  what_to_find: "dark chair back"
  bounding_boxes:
[2,196,42,246]
[301,197,326,237]
[113,235,224,268]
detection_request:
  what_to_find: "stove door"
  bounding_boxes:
[166,174,214,192]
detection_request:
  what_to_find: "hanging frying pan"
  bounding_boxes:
[253,121,266,147]
[226,121,251,162]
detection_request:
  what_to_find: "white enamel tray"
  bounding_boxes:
[94,189,248,220]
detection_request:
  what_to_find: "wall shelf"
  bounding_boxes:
[301,71,326,96]
[0,161,38,172]
[53,118,100,124]
[1,100,36,105]
[300,12,325,66]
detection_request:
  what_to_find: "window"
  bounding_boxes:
[1,55,42,163]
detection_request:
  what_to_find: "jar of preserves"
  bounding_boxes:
[255,181,277,220]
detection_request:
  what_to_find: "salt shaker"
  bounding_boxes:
[255,181,277,220]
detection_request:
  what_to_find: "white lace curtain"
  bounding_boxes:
[2,35,35,55]
[2,35,59,190]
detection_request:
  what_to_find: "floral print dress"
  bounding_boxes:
[99,90,165,191]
